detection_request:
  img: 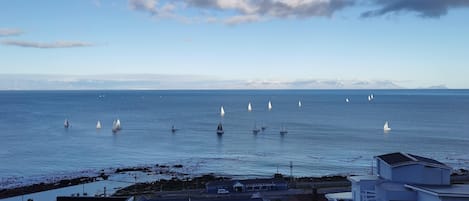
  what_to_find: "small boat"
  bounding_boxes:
[112,119,121,133]
[280,124,288,135]
[371,94,374,99]
[268,100,272,111]
[383,121,391,132]
[252,123,260,134]
[298,100,302,108]
[345,98,350,103]
[171,125,178,133]
[216,123,224,135]
[96,120,102,129]
[64,119,70,128]
[248,102,252,112]
[368,95,372,102]
[220,106,225,117]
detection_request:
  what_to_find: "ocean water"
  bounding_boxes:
[1,90,469,181]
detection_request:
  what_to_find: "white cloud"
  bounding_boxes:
[224,14,261,25]
[129,0,158,14]
[129,0,353,24]
[1,40,94,48]
[0,28,23,37]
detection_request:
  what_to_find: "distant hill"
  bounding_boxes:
[0,74,414,90]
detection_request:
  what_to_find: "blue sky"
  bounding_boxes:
[1,0,469,89]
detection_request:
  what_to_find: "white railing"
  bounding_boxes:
[361,190,377,201]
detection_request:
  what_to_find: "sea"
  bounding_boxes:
[1,90,469,182]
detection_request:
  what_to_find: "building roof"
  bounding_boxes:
[206,180,235,187]
[375,152,450,169]
[347,175,379,183]
[206,179,286,187]
[142,197,263,201]
[325,192,352,200]
[405,184,469,198]
[240,179,286,185]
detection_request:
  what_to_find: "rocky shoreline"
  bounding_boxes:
[0,164,188,199]
[1,166,468,200]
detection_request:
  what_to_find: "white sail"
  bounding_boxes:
[112,119,121,133]
[368,95,371,101]
[384,121,391,131]
[268,101,272,111]
[371,94,374,99]
[345,98,350,103]
[248,102,252,112]
[96,120,102,129]
[64,119,70,128]
[116,119,121,128]
[298,100,302,108]
[220,106,225,117]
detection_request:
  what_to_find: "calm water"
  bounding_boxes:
[1,90,469,180]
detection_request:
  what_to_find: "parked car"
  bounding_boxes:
[217,189,230,194]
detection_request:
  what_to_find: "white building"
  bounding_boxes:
[326,152,469,201]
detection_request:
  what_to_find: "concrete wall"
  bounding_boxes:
[416,190,469,201]
[392,165,450,185]
[441,197,469,201]
[375,184,416,201]
[416,192,441,201]
[377,160,392,180]
[351,179,377,201]
[351,181,360,201]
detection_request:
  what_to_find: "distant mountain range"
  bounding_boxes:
[0,74,443,90]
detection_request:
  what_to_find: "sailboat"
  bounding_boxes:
[252,122,261,134]
[280,124,288,135]
[345,98,350,103]
[368,95,371,102]
[96,120,102,129]
[371,94,374,99]
[220,106,225,117]
[248,102,252,112]
[171,125,178,133]
[112,119,121,133]
[64,119,70,128]
[383,121,391,132]
[268,100,272,111]
[298,100,302,108]
[216,123,224,135]
[261,122,267,131]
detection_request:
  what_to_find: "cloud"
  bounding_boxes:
[224,14,261,25]
[93,0,101,8]
[0,28,23,37]
[129,0,354,24]
[129,0,158,14]
[362,0,469,18]
[129,0,469,23]
[1,40,94,48]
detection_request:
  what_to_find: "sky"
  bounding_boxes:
[1,0,469,89]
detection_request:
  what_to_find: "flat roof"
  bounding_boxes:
[405,184,469,197]
[347,175,379,183]
[325,192,352,200]
[375,152,450,169]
